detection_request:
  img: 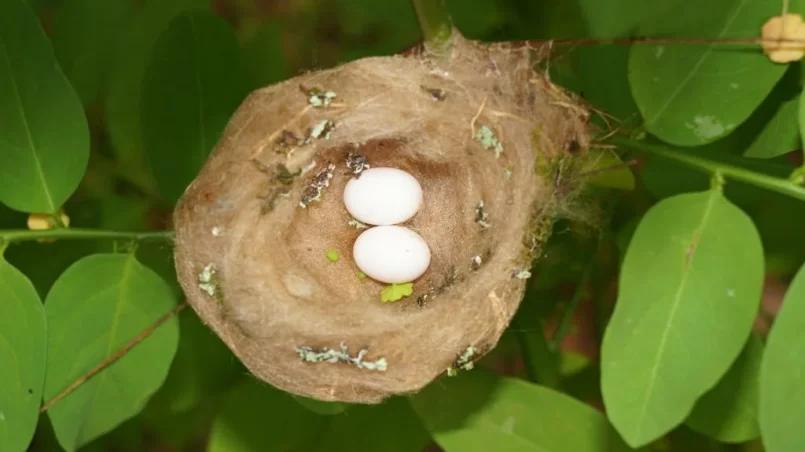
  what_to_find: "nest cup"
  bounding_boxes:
[173,31,591,403]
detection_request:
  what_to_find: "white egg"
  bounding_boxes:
[343,167,423,226]
[353,226,431,284]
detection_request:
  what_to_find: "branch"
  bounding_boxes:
[608,135,805,202]
[549,260,595,352]
[412,0,453,58]
[40,302,187,413]
[0,228,174,245]
[515,35,805,48]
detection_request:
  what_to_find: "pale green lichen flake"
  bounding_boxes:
[198,264,217,296]
[295,343,387,371]
[475,125,504,158]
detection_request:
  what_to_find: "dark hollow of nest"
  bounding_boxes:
[173,31,591,403]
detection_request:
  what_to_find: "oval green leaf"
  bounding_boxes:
[0,0,90,213]
[760,263,805,452]
[583,148,635,190]
[628,0,788,146]
[103,0,209,196]
[744,96,800,159]
[0,258,46,452]
[577,0,684,38]
[43,253,180,451]
[601,189,764,448]
[145,308,242,415]
[209,379,429,451]
[50,0,132,106]
[141,9,248,204]
[686,333,763,443]
[292,395,351,416]
[410,370,635,452]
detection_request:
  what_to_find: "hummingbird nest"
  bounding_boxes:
[173,31,591,403]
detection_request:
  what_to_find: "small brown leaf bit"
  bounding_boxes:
[475,201,490,229]
[417,266,460,307]
[274,130,302,155]
[253,161,299,214]
[421,85,447,101]
[346,152,370,177]
[300,163,336,208]
[250,161,296,213]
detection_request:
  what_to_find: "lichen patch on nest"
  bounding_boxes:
[303,85,337,108]
[475,200,490,229]
[296,343,388,371]
[447,345,477,376]
[198,264,217,295]
[475,125,504,158]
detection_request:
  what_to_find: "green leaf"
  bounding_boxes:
[208,380,321,452]
[381,282,413,302]
[239,21,290,90]
[760,263,805,452]
[0,0,90,213]
[141,9,248,204]
[337,0,421,62]
[444,0,511,39]
[573,45,641,128]
[410,370,635,452]
[209,379,429,451]
[751,195,805,275]
[0,258,46,452]
[308,397,430,451]
[512,295,561,388]
[601,188,764,448]
[103,0,209,196]
[291,395,351,416]
[686,334,763,443]
[326,249,340,262]
[577,0,684,38]
[628,0,789,146]
[744,96,800,159]
[142,308,241,415]
[50,0,132,106]
[43,253,180,451]
[582,148,635,190]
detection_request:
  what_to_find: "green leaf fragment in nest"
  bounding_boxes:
[326,249,340,262]
[381,283,413,302]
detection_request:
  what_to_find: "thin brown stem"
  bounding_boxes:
[514,36,805,48]
[40,302,188,413]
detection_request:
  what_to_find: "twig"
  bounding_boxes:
[249,105,313,159]
[40,302,188,413]
[514,36,805,48]
[549,257,596,351]
[412,0,454,58]
[469,96,488,138]
[0,229,174,245]
[608,135,805,202]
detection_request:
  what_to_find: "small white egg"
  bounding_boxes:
[353,226,431,284]
[343,167,423,226]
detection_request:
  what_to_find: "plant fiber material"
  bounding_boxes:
[173,31,590,403]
